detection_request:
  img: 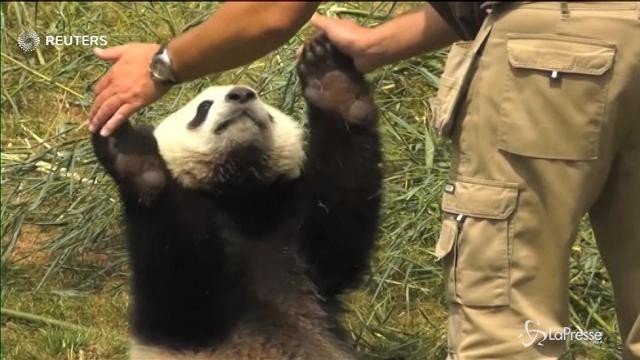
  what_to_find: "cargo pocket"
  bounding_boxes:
[498,33,616,160]
[435,178,518,307]
[430,41,474,138]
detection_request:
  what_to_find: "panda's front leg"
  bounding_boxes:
[296,34,382,298]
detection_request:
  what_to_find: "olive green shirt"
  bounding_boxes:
[430,2,498,40]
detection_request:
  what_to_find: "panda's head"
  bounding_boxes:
[154,86,305,190]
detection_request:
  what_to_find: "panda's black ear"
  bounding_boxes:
[188,100,213,129]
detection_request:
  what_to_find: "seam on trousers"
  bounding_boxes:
[518,2,637,11]
[453,175,522,189]
[591,66,614,166]
[560,2,570,19]
[507,204,515,306]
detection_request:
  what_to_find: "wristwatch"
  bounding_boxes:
[150,44,179,85]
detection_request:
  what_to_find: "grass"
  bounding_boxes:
[0,2,621,359]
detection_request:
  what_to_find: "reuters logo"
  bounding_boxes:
[18,29,40,52]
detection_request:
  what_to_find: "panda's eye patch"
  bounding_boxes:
[187,100,214,129]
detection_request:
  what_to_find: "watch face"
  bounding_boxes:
[150,49,176,83]
[151,57,170,81]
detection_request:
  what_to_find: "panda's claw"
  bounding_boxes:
[309,41,326,60]
[303,46,315,65]
[318,33,338,53]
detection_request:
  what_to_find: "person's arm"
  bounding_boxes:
[89,2,318,136]
[309,4,459,73]
[169,2,318,82]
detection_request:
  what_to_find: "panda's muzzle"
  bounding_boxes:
[214,109,268,135]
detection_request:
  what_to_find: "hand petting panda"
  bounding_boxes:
[91,34,382,360]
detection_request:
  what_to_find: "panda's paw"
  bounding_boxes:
[298,34,376,127]
[93,124,167,205]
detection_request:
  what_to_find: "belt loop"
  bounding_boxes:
[560,2,570,19]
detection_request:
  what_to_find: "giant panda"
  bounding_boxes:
[92,35,381,360]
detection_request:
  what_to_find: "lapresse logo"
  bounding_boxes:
[518,319,604,348]
[17,29,107,52]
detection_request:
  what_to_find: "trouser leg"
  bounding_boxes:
[589,101,640,360]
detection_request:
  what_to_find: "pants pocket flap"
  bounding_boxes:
[442,179,518,220]
[435,219,458,260]
[506,33,616,76]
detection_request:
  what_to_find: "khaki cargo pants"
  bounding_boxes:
[432,2,640,359]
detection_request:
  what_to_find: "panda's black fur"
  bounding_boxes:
[92,35,381,359]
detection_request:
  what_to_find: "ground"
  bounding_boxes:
[1,2,621,359]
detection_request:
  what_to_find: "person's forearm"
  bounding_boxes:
[362,5,459,69]
[168,2,318,82]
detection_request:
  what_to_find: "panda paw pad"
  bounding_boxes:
[298,34,375,126]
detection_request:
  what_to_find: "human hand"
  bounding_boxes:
[298,14,379,74]
[88,43,169,136]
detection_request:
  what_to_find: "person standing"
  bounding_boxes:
[311,3,639,358]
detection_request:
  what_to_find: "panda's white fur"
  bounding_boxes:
[154,85,305,189]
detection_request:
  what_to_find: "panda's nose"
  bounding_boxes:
[225,87,256,104]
